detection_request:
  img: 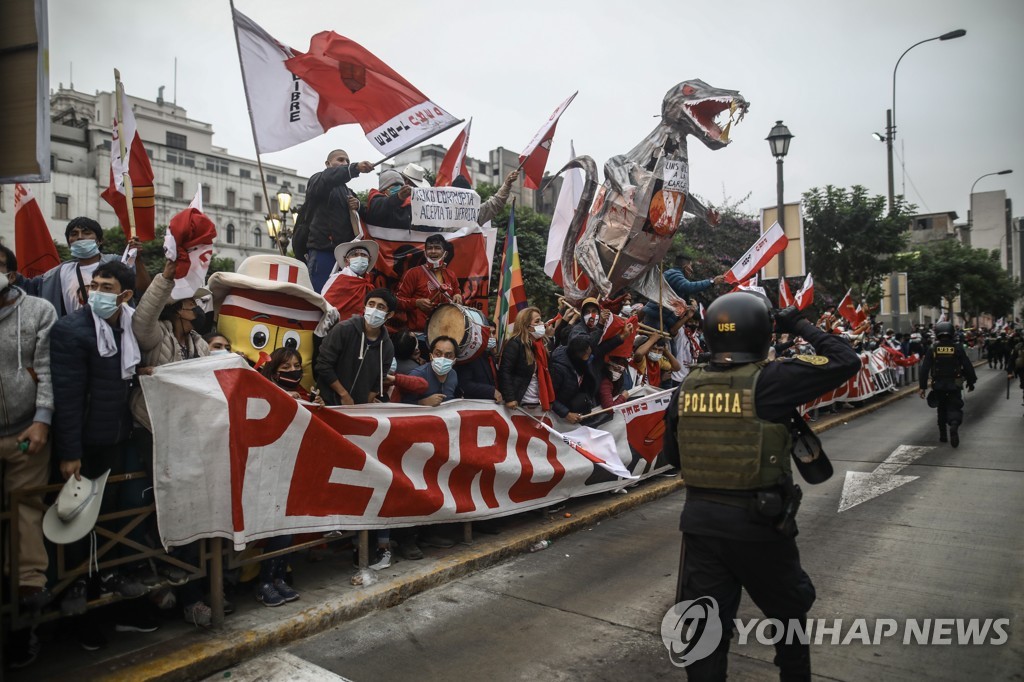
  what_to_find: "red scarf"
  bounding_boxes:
[532,339,555,411]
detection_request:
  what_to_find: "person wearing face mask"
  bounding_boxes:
[631,334,681,388]
[499,307,556,411]
[598,357,632,409]
[567,297,610,352]
[551,324,635,424]
[402,336,460,406]
[320,240,379,321]
[456,320,502,403]
[315,289,396,405]
[396,233,463,333]
[292,149,374,293]
[203,332,233,355]
[363,169,415,231]
[17,216,151,317]
[50,261,152,631]
[0,245,58,618]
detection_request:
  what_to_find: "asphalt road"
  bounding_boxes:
[226,366,1024,681]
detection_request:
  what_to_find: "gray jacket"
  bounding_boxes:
[0,286,57,436]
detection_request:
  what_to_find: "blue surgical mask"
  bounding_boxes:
[88,290,121,319]
[390,358,398,373]
[387,185,401,196]
[70,239,100,260]
[348,256,369,276]
[431,356,454,375]
[364,306,387,329]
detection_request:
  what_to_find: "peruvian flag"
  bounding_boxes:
[285,32,460,158]
[779,277,794,308]
[100,77,156,241]
[600,313,639,359]
[724,222,788,285]
[698,302,706,320]
[164,189,217,300]
[794,272,814,310]
[435,119,472,187]
[546,142,589,288]
[534,420,637,480]
[837,289,866,327]
[13,185,60,278]
[519,92,577,190]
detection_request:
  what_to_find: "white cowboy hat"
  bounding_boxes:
[43,470,111,545]
[400,163,430,188]
[334,239,380,271]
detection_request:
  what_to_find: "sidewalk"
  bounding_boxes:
[9,374,940,682]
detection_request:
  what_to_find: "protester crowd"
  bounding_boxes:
[2,156,1020,669]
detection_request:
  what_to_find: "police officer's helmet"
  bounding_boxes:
[934,322,954,339]
[703,291,773,364]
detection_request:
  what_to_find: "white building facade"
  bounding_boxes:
[0,86,308,267]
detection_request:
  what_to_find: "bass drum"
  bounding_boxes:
[427,304,488,363]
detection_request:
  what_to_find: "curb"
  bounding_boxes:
[93,479,684,682]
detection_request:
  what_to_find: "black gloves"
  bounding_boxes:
[968,384,975,392]
[775,306,806,336]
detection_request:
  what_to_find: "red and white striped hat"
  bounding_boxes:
[208,255,332,321]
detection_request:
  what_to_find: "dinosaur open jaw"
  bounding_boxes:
[683,97,746,143]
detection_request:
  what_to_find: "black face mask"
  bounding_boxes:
[570,354,589,372]
[275,369,303,387]
[190,307,214,335]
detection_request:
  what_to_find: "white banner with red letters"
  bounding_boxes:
[800,348,917,413]
[142,356,673,549]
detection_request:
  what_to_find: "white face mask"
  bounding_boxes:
[648,352,663,362]
[584,313,599,328]
[390,358,398,374]
[487,336,497,351]
[364,306,388,329]
[210,349,230,356]
[609,370,623,381]
[426,255,444,268]
[0,273,9,293]
[530,324,546,339]
[348,256,369,275]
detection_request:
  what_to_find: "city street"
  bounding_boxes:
[223,366,1023,681]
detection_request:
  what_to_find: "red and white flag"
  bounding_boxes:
[101,78,155,241]
[285,32,460,158]
[434,119,472,187]
[724,222,788,285]
[794,272,814,310]
[546,142,588,286]
[534,420,637,480]
[13,184,60,278]
[164,205,217,301]
[779,277,794,308]
[698,302,706,320]
[837,289,866,327]
[519,92,577,190]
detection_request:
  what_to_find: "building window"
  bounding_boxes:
[202,184,211,205]
[298,183,306,194]
[253,194,262,212]
[173,180,184,200]
[145,147,154,159]
[226,223,235,244]
[478,161,487,173]
[102,139,112,151]
[166,131,187,150]
[266,174,277,185]
[240,169,251,179]
[226,189,236,208]
[206,157,229,174]
[54,195,69,220]
[50,154,56,171]
[167,150,196,167]
[253,227,263,248]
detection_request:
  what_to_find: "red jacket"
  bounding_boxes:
[396,264,459,332]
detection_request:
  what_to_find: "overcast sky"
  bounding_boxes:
[50,0,1024,222]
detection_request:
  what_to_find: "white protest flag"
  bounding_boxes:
[545,141,584,282]
[532,419,637,480]
[725,222,788,285]
[231,8,330,153]
[794,271,814,310]
[188,183,203,211]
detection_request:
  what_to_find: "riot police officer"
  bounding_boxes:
[918,321,977,447]
[664,292,860,681]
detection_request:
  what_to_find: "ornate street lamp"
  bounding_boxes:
[766,120,793,281]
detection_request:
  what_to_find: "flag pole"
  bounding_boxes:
[369,118,465,169]
[228,0,276,248]
[113,69,137,240]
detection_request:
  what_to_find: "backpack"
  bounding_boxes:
[291,202,312,262]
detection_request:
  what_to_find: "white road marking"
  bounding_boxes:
[837,445,934,513]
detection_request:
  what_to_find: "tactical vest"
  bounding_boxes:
[677,363,792,491]
[929,344,959,380]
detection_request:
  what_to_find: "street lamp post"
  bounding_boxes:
[266,185,294,256]
[881,28,965,332]
[766,120,794,284]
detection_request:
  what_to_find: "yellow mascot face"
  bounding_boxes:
[217,287,322,390]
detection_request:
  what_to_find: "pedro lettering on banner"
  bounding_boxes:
[141,356,673,549]
[410,187,481,230]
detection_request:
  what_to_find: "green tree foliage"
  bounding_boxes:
[904,239,1023,318]
[673,193,760,284]
[802,185,915,303]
